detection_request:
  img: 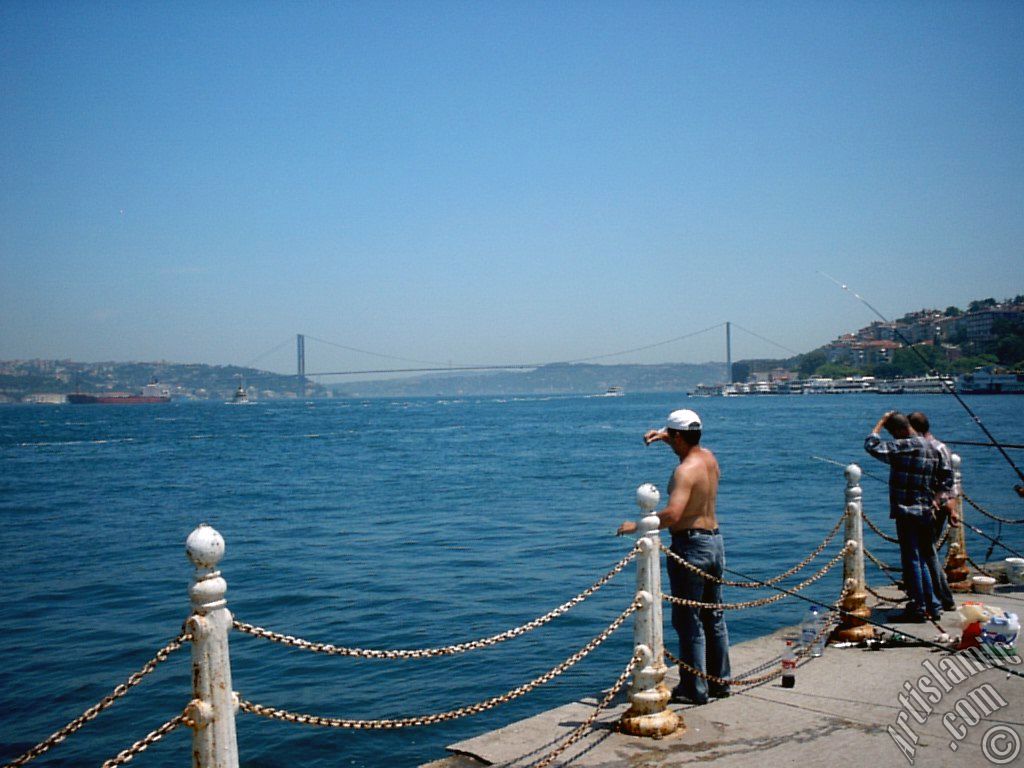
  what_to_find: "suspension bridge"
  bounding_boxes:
[243,322,799,390]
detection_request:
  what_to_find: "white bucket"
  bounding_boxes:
[972,575,996,594]
[1004,558,1024,585]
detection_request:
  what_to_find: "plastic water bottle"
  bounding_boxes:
[801,606,825,657]
[781,640,796,688]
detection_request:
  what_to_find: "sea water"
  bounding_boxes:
[1,393,1022,767]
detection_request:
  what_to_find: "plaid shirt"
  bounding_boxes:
[924,435,958,503]
[864,433,952,518]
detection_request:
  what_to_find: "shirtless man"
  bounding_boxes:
[617,408,731,704]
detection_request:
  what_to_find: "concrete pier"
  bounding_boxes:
[422,585,1024,768]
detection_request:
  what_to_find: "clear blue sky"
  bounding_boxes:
[2,1,1022,375]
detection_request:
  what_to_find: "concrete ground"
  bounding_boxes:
[421,585,1024,768]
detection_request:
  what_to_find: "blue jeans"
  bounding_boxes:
[928,513,955,609]
[666,530,732,702]
[895,515,943,616]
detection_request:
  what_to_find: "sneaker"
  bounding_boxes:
[709,689,731,699]
[942,602,957,612]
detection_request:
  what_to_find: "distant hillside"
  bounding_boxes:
[335,361,728,397]
[0,359,322,402]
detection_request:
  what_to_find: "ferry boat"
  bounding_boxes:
[882,374,955,395]
[957,368,1024,394]
[688,383,722,397]
[66,380,171,404]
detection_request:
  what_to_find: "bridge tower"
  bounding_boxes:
[297,334,306,397]
[726,321,732,382]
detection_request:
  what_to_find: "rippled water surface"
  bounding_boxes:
[1,393,1022,767]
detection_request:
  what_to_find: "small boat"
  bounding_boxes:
[600,386,625,397]
[228,385,252,405]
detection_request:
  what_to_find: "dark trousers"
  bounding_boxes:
[895,515,943,616]
[665,530,732,703]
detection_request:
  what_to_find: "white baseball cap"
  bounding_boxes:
[666,409,702,432]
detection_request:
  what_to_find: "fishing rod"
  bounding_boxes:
[811,453,1024,528]
[819,272,1024,491]
[723,563,1024,680]
[946,440,1024,451]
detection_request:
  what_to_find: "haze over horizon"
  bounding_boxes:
[2,3,1022,376]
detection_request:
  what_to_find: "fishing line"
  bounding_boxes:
[946,440,1024,451]
[818,272,1024,490]
[964,519,1024,560]
[722,563,1024,680]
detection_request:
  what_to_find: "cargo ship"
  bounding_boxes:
[67,380,171,404]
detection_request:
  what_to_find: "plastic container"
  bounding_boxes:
[981,612,1020,646]
[1005,557,1024,586]
[781,640,796,688]
[800,606,825,657]
[972,575,996,594]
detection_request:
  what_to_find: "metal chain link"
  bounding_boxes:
[864,583,907,604]
[1,631,189,768]
[533,652,641,768]
[659,511,846,588]
[861,508,899,544]
[665,582,853,687]
[233,547,637,659]
[238,600,639,729]
[963,491,1024,525]
[863,546,898,572]
[99,710,189,768]
[661,544,852,611]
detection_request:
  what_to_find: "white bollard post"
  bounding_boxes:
[185,524,240,768]
[619,483,682,737]
[833,464,873,642]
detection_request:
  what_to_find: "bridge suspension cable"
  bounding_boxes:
[303,335,448,368]
[561,322,727,364]
[730,322,802,357]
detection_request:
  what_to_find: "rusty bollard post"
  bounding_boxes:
[620,483,682,737]
[832,464,873,642]
[186,524,240,768]
[944,454,972,591]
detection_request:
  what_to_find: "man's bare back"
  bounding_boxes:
[666,447,720,533]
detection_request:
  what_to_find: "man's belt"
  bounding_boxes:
[673,527,720,536]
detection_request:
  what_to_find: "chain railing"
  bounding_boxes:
[664,581,854,688]
[861,507,899,544]
[99,710,191,768]
[238,599,639,730]
[661,544,852,611]
[963,490,1024,525]
[864,583,907,605]
[234,546,637,658]
[4,461,951,768]
[936,522,953,550]
[1,631,189,768]
[533,651,640,768]
[863,545,899,573]
[658,510,847,589]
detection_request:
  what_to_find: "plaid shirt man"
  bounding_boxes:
[864,434,952,518]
